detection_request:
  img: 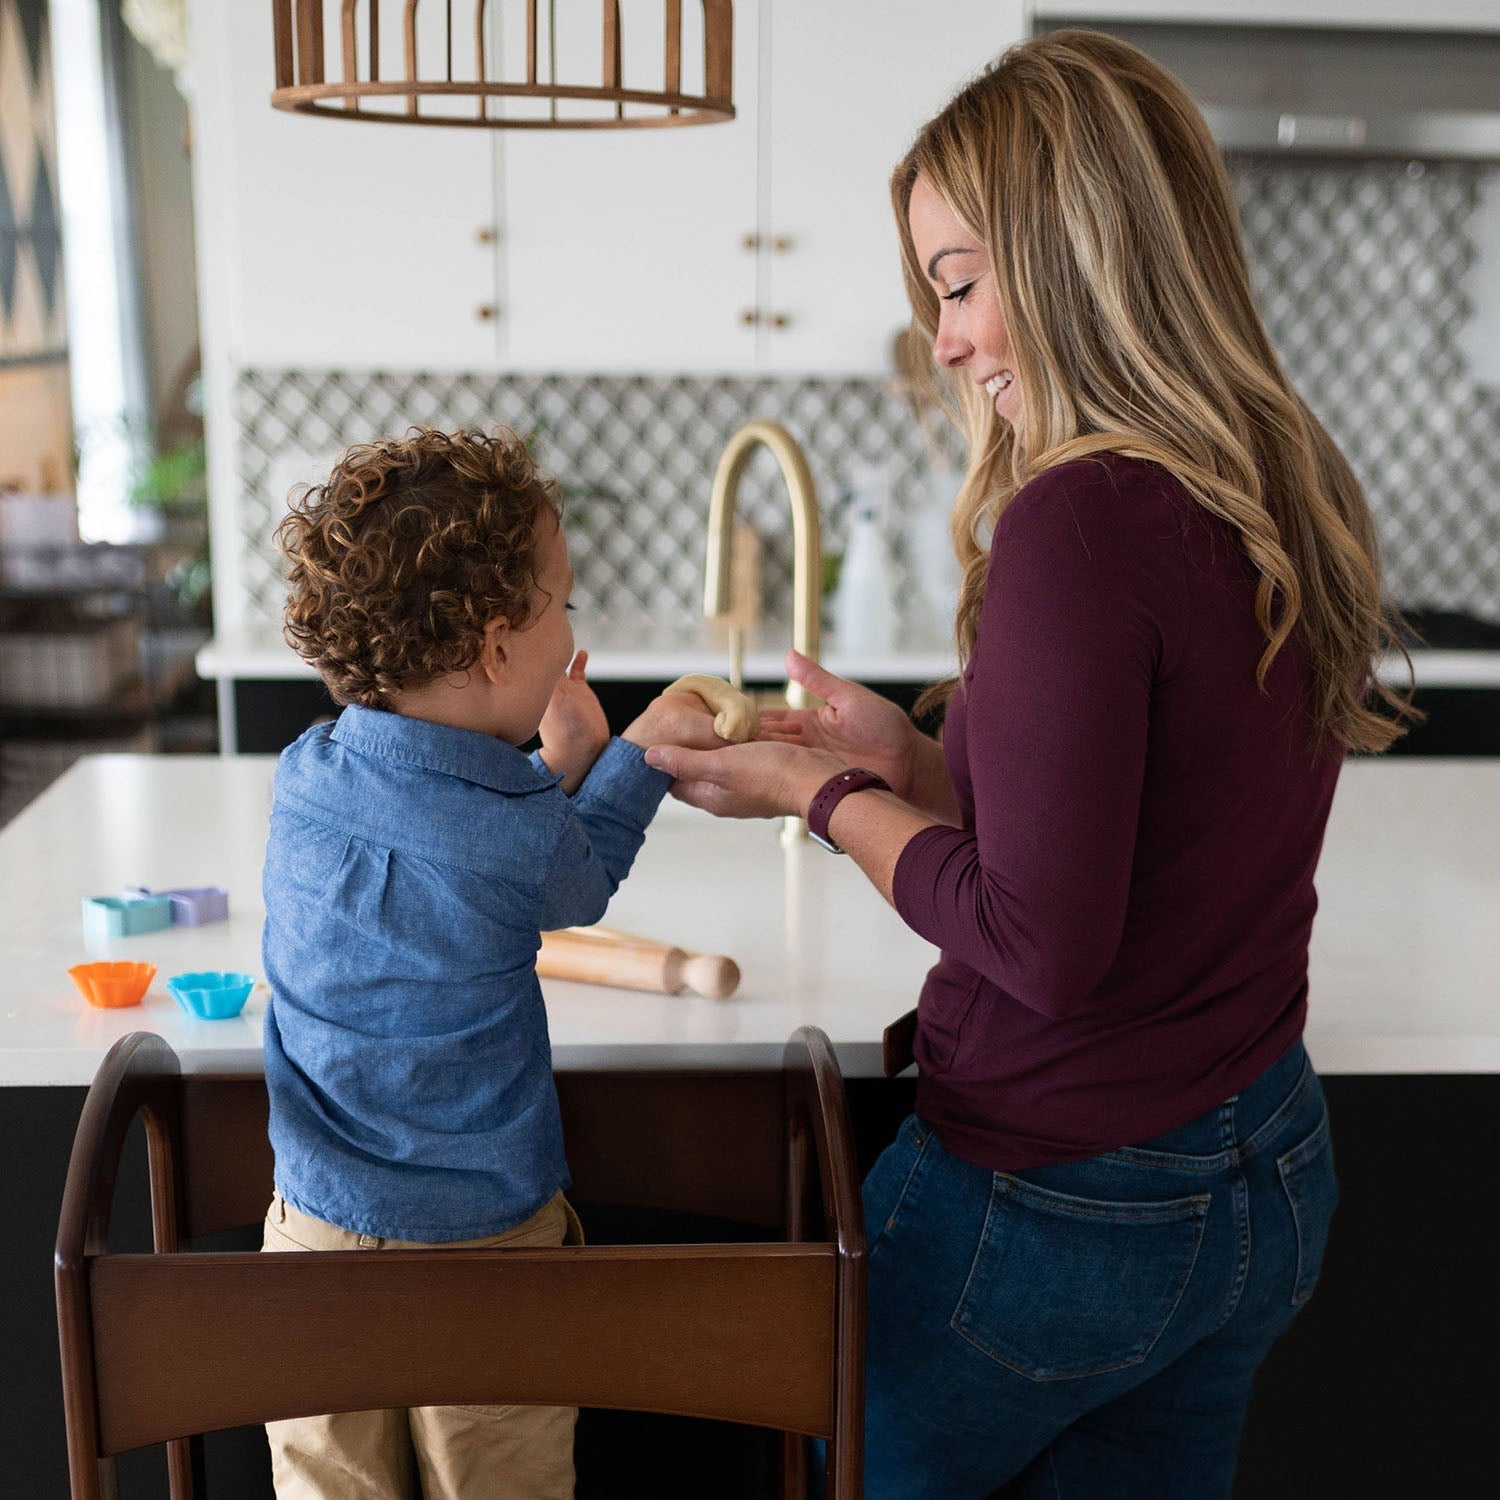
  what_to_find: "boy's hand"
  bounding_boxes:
[622,691,728,754]
[539,651,611,795]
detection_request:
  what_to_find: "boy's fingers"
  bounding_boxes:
[569,649,589,678]
[758,709,814,739]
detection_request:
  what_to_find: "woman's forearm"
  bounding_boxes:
[906,729,961,825]
[825,786,939,905]
[789,763,939,907]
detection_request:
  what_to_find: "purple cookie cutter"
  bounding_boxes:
[126,884,230,927]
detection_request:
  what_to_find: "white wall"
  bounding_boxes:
[124,31,199,436]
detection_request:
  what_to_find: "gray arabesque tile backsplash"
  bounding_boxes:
[234,160,1500,637]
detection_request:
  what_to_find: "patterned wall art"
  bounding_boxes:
[0,0,65,364]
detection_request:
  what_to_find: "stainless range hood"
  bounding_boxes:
[1033,17,1500,162]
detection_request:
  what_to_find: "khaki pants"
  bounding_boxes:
[262,1190,584,1500]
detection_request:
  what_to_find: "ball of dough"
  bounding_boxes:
[663,674,760,743]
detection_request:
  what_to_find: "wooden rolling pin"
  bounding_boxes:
[537,925,740,999]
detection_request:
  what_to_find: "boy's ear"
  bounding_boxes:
[478,618,511,684]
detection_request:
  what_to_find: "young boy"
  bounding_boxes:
[259,426,721,1500]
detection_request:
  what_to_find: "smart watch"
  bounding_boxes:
[806,767,892,853]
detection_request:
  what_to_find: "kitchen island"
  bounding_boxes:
[3,755,1497,1498]
[3,754,1499,1081]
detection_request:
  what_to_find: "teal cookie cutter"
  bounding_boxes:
[82,894,173,942]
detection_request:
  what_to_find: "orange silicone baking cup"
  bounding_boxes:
[68,961,156,1008]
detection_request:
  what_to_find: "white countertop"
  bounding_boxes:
[195,621,1500,689]
[2,755,1498,1085]
[196,620,961,685]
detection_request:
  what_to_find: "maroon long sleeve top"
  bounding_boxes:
[891,453,1344,1171]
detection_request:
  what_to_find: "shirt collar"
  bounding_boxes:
[329,704,563,795]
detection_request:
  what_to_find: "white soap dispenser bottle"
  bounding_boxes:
[834,470,898,654]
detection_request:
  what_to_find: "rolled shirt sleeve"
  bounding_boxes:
[536,737,672,931]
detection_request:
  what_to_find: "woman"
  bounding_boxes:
[645,29,1416,1500]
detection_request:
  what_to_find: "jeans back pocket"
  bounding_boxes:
[952,1175,1209,1381]
[1277,1113,1338,1307]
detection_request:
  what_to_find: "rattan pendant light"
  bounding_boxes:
[269,1,734,129]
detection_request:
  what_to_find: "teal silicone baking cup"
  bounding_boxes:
[167,971,255,1020]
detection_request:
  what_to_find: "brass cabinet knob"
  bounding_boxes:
[476,304,499,321]
[740,309,761,326]
[475,226,498,245]
[741,233,792,253]
[769,312,791,329]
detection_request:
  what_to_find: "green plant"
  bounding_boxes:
[129,437,206,515]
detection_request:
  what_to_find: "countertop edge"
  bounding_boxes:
[195,637,1500,688]
[7,1035,1500,1087]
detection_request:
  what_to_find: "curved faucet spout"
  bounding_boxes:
[703,421,822,709]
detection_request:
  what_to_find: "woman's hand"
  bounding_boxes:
[758,652,927,796]
[644,739,844,821]
[538,650,610,795]
[759,651,961,824]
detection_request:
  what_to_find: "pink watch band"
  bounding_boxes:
[807,767,891,853]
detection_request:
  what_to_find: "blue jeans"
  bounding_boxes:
[860,1040,1337,1499]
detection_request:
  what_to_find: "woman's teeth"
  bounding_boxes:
[985,371,1014,397]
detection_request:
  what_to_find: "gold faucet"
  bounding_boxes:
[703,420,822,707]
[704,421,823,843]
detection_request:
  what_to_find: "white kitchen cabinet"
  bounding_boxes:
[503,1,1029,375]
[1031,1,1500,31]
[763,2,1027,373]
[499,0,762,371]
[190,0,502,370]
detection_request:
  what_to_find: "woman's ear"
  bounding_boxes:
[478,617,511,684]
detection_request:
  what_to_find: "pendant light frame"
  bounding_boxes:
[269,1,735,130]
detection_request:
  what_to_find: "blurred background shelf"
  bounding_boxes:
[0,543,216,825]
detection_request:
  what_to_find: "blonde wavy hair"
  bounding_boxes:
[896,28,1417,751]
[277,426,561,708]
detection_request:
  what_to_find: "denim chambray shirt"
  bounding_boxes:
[261,704,671,1241]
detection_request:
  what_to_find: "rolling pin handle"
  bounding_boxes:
[683,953,740,999]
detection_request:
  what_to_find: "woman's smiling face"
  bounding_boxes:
[907,174,1022,430]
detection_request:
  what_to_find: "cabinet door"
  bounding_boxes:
[200,0,501,370]
[763,2,1029,375]
[500,0,761,371]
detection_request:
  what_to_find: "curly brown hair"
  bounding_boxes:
[276,426,561,708]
